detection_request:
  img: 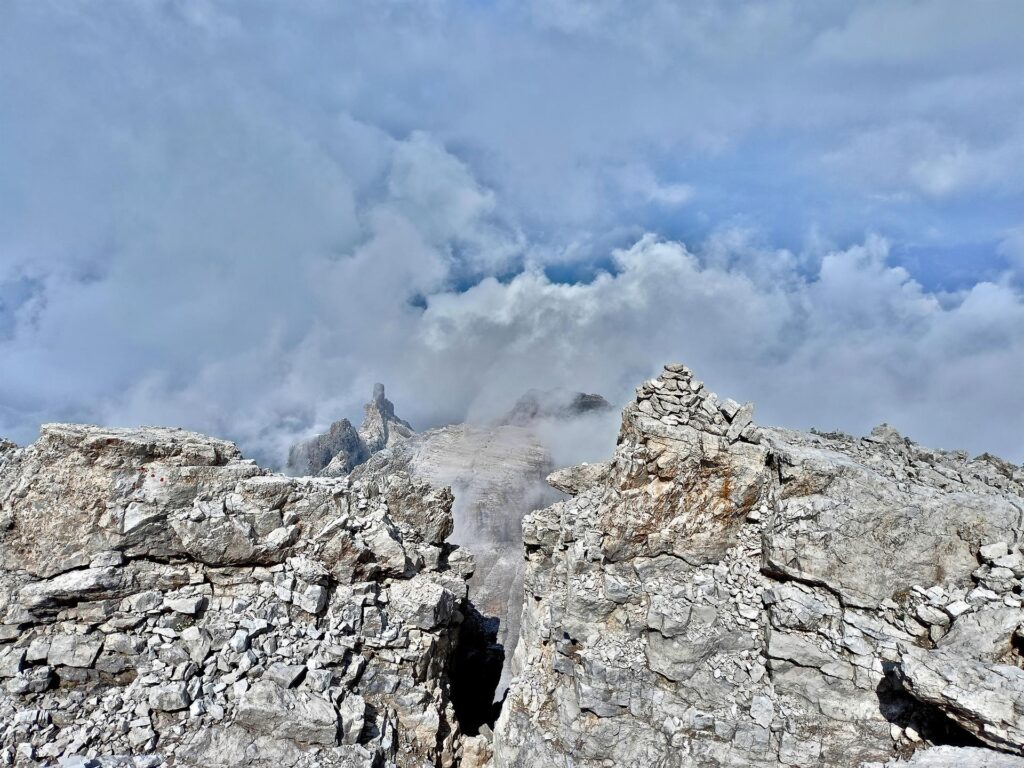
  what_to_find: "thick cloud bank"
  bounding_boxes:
[1,1,1022,464]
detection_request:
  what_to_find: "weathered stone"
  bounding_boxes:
[0,647,24,678]
[164,596,204,614]
[388,577,456,630]
[338,691,367,745]
[263,662,304,689]
[898,644,1024,753]
[981,542,1010,562]
[491,362,1024,768]
[180,625,213,664]
[149,681,192,712]
[46,634,103,668]
[235,680,338,746]
[868,745,1024,767]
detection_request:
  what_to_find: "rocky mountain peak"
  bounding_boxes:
[286,383,415,477]
[493,361,1024,768]
[358,383,414,456]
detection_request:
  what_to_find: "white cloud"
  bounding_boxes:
[1,1,1023,470]
[823,122,1024,199]
[414,234,1024,462]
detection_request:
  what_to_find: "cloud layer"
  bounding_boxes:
[1,1,1022,465]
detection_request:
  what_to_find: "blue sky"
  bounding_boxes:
[1,1,1023,464]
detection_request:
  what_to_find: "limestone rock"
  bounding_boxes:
[149,681,192,712]
[897,645,1024,754]
[547,461,612,496]
[866,746,1024,767]
[492,362,1024,768]
[234,680,338,746]
[0,423,474,767]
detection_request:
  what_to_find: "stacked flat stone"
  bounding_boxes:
[634,363,760,443]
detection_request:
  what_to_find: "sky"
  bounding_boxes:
[1,0,1023,466]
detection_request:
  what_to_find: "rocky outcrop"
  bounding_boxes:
[287,384,414,477]
[285,419,365,479]
[897,645,1024,754]
[501,390,611,427]
[0,424,476,767]
[492,363,1024,768]
[358,384,415,458]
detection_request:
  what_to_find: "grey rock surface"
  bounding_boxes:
[866,745,1024,767]
[492,363,1024,768]
[897,645,1024,754]
[0,424,477,767]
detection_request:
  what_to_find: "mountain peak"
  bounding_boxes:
[287,383,414,476]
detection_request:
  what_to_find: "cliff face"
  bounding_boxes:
[0,424,477,767]
[492,363,1024,768]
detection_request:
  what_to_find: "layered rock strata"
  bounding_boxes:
[493,363,1024,768]
[0,424,475,768]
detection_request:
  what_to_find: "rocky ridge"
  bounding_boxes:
[5,364,1024,768]
[492,363,1024,767]
[0,424,482,768]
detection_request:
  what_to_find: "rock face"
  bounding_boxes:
[358,383,416,458]
[492,363,1024,768]
[0,424,476,767]
[286,384,414,477]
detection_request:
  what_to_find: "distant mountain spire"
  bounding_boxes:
[286,383,415,476]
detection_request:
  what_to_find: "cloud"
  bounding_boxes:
[822,122,1024,199]
[0,1,1023,468]
[998,230,1024,276]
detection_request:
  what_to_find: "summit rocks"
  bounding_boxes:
[492,363,1024,768]
[5,363,1024,768]
[0,424,475,767]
